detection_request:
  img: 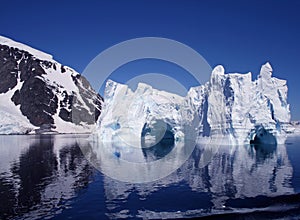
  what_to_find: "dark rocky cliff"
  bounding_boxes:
[0,37,102,133]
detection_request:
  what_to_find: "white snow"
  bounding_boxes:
[52,114,95,134]
[0,109,35,134]
[0,35,53,61]
[43,64,78,92]
[0,79,36,134]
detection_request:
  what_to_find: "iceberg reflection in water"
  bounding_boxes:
[0,134,297,219]
[84,132,294,218]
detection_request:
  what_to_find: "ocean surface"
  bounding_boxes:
[0,134,300,219]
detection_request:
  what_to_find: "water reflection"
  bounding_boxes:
[141,130,175,162]
[0,135,94,220]
[12,136,58,216]
[0,134,296,219]
[98,142,293,218]
[249,143,277,163]
[86,132,196,183]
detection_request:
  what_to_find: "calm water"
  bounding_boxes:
[0,134,300,219]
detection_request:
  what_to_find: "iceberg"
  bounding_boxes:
[95,62,290,146]
[188,62,290,145]
[97,80,197,147]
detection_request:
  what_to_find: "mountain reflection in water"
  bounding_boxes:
[0,135,94,219]
[0,134,297,219]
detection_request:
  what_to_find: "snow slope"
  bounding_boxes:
[0,35,102,134]
[0,36,53,60]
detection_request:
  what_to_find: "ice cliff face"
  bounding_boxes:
[98,80,195,147]
[0,36,103,134]
[97,62,290,145]
[188,62,290,144]
[187,63,290,144]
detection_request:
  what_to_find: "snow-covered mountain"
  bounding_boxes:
[0,36,102,134]
[96,63,290,145]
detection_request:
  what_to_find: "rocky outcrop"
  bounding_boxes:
[0,36,103,134]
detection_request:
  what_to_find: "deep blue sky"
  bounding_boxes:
[1,0,299,119]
